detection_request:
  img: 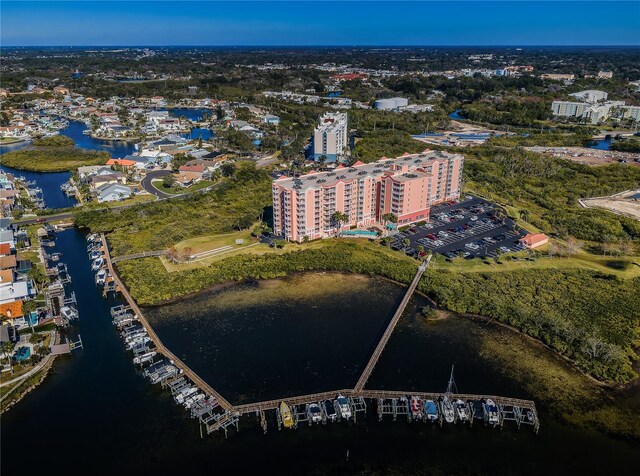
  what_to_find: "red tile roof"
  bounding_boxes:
[0,300,23,319]
[0,243,10,256]
[106,159,136,167]
[520,233,549,247]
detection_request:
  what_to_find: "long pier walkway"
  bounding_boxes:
[101,241,539,436]
[101,234,232,410]
[354,258,429,392]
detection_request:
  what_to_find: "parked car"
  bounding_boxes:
[499,246,511,253]
[426,233,437,240]
[470,216,478,221]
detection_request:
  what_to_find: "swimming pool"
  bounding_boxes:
[13,347,31,361]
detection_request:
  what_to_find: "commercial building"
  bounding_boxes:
[272,150,464,242]
[374,97,409,111]
[519,233,549,249]
[313,112,348,162]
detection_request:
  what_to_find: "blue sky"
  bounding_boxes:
[2,1,639,46]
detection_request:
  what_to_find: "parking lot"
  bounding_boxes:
[389,195,528,260]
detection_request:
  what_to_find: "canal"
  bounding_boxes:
[0,113,213,210]
[2,235,638,475]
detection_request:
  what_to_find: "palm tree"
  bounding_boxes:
[1,341,14,374]
[331,211,349,237]
[381,213,398,236]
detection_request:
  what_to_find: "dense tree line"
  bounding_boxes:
[1,147,109,172]
[464,147,640,242]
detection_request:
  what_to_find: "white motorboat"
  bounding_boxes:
[91,258,104,271]
[89,251,102,261]
[335,394,351,420]
[60,306,79,321]
[95,269,107,286]
[484,398,500,426]
[455,398,469,422]
[133,351,157,365]
[175,387,199,405]
[441,397,455,423]
[126,336,151,350]
[184,393,205,409]
[307,403,322,423]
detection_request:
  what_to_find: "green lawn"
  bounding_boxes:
[152,179,215,195]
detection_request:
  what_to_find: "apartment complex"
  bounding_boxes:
[272,150,464,242]
[313,112,348,162]
[551,100,630,124]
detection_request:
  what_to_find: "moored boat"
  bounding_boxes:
[323,399,338,421]
[95,269,107,286]
[335,394,352,420]
[280,401,294,429]
[484,398,500,426]
[60,305,79,321]
[455,398,469,422]
[307,403,322,423]
[91,258,104,271]
[410,396,423,420]
[424,399,439,422]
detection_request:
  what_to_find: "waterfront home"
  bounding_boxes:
[1,269,15,285]
[78,166,114,183]
[0,301,23,323]
[0,229,16,250]
[0,255,17,271]
[106,158,137,170]
[89,172,126,190]
[519,233,550,249]
[0,280,35,304]
[96,183,133,203]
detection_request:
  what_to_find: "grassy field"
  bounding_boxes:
[152,179,215,195]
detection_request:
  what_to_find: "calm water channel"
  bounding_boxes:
[0,114,213,209]
[2,231,638,475]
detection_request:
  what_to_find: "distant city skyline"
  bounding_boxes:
[2,1,639,47]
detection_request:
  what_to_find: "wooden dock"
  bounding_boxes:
[354,258,429,392]
[100,239,540,437]
[101,234,232,411]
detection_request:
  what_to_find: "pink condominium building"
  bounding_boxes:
[272,150,464,242]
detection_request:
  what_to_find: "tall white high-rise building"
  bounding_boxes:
[313,112,348,162]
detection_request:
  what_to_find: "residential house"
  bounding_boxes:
[0,300,23,322]
[96,183,133,203]
[89,172,126,190]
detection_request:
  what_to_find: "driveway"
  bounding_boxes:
[141,169,173,198]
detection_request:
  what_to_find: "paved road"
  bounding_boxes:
[140,169,173,198]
